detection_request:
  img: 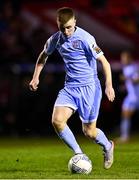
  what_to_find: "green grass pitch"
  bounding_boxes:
[0,135,138,179]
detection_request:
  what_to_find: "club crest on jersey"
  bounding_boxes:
[72,40,80,48]
[93,46,102,54]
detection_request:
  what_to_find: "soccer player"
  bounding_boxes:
[118,51,139,142]
[29,7,115,169]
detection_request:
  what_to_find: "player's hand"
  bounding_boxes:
[29,78,39,91]
[105,86,115,102]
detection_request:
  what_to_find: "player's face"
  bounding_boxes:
[57,18,76,37]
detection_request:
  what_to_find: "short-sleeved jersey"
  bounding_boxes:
[44,26,103,87]
[123,63,139,99]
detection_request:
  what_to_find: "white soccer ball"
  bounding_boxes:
[68,154,92,174]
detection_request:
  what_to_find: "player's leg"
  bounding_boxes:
[119,97,135,142]
[120,108,135,142]
[78,84,114,169]
[52,106,83,154]
[82,121,112,152]
[82,122,114,169]
[78,84,112,152]
[52,106,73,132]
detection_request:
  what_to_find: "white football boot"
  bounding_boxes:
[103,141,114,169]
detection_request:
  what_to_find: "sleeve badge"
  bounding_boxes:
[93,46,102,54]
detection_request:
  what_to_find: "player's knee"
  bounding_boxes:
[83,127,97,139]
[52,115,65,131]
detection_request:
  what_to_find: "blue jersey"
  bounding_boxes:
[44,26,103,87]
[123,63,139,99]
[122,63,139,110]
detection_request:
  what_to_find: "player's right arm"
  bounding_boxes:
[29,50,48,91]
[29,32,59,91]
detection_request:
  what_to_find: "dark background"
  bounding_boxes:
[0,0,138,137]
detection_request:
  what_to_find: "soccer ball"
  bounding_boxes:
[68,154,92,174]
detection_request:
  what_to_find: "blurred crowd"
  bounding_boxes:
[1,0,139,64]
[91,0,139,35]
[0,0,64,136]
[0,0,51,64]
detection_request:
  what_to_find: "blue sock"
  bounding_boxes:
[120,118,130,139]
[58,125,83,154]
[95,128,111,151]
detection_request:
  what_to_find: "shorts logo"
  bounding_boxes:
[93,46,102,54]
[72,40,80,48]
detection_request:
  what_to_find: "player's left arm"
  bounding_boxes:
[97,55,115,102]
